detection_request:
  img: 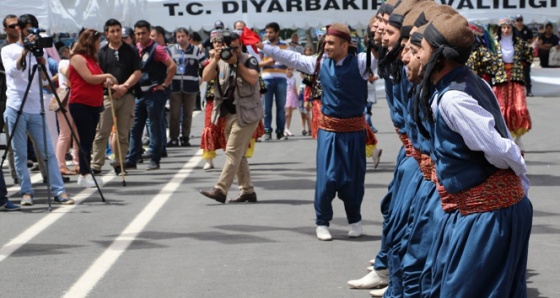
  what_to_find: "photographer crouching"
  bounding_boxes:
[199,31,264,204]
[0,14,73,205]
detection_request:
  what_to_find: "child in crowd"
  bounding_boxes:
[284,67,299,136]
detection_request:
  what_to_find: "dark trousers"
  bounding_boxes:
[523,63,532,93]
[69,103,101,175]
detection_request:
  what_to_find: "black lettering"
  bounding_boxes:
[519,0,526,8]
[164,3,180,16]
[343,0,360,9]
[373,0,382,9]
[457,0,474,9]
[267,0,285,12]
[363,0,368,9]
[251,0,267,12]
[186,2,203,15]
[324,0,341,9]
[477,0,490,9]
[529,0,546,7]
[503,0,515,8]
[287,0,303,11]
[306,0,321,10]
[493,0,500,8]
[440,0,452,5]
[552,0,557,7]
[242,0,248,12]
[223,1,238,13]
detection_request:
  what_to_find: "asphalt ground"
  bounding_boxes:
[0,95,558,298]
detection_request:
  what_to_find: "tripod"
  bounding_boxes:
[0,53,105,210]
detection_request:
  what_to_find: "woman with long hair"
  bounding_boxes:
[492,18,533,153]
[69,29,117,187]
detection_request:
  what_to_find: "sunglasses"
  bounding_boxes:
[6,24,18,29]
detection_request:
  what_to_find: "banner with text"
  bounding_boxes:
[146,0,560,31]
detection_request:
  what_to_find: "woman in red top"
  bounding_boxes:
[69,29,117,187]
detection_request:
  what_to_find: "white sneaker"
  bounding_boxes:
[348,221,362,238]
[316,225,332,241]
[78,174,101,188]
[347,269,389,289]
[203,159,214,171]
[372,149,382,169]
[370,285,388,297]
[367,266,373,272]
[369,259,376,265]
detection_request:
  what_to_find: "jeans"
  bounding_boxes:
[4,107,65,196]
[263,78,287,135]
[69,103,101,175]
[127,90,167,164]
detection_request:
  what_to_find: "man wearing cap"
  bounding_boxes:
[415,13,532,297]
[122,26,135,46]
[515,14,535,96]
[256,23,377,241]
[92,19,142,175]
[199,31,263,204]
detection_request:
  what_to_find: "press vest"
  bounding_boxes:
[169,43,203,93]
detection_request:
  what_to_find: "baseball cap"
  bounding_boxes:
[122,26,133,38]
[214,20,224,29]
[515,14,523,21]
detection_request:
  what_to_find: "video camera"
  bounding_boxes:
[23,28,53,57]
[219,31,239,61]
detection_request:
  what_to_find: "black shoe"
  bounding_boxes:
[146,160,160,171]
[167,138,179,147]
[114,166,128,175]
[199,188,226,204]
[162,151,168,158]
[228,192,257,203]
[277,133,288,141]
[65,153,73,161]
[92,169,102,174]
[124,160,137,169]
[180,137,191,147]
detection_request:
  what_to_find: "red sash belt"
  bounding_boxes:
[419,154,433,181]
[437,169,524,215]
[319,114,365,132]
[394,127,414,157]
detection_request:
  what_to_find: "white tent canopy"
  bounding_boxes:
[2,0,559,33]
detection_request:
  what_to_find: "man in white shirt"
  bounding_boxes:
[1,14,73,205]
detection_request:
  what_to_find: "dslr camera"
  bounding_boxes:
[219,31,239,61]
[23,28,53,57]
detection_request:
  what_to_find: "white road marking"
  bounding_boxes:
[0,173,115,262]
[63,151,203,298]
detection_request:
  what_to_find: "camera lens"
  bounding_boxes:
[220,48,232,60]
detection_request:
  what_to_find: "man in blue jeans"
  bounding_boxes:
[125,20,176,171]
[260,22,289,141]
[1,14,73,206]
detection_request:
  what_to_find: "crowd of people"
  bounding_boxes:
[0,6,535,298]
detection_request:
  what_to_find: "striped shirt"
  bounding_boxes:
[260,40,289,80]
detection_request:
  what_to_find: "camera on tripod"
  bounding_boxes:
[219,31,239,61]
[23,28,53,57]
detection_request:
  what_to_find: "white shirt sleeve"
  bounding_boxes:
[261,44,316,74]
[357,52,377,80]
[437,90,529,194]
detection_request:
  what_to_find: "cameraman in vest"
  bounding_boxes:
[199,31,264,204]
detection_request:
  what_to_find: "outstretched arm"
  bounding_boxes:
[255,42,316,74]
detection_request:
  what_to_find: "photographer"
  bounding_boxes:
[1,14,73,205]
[199,31,263,204]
